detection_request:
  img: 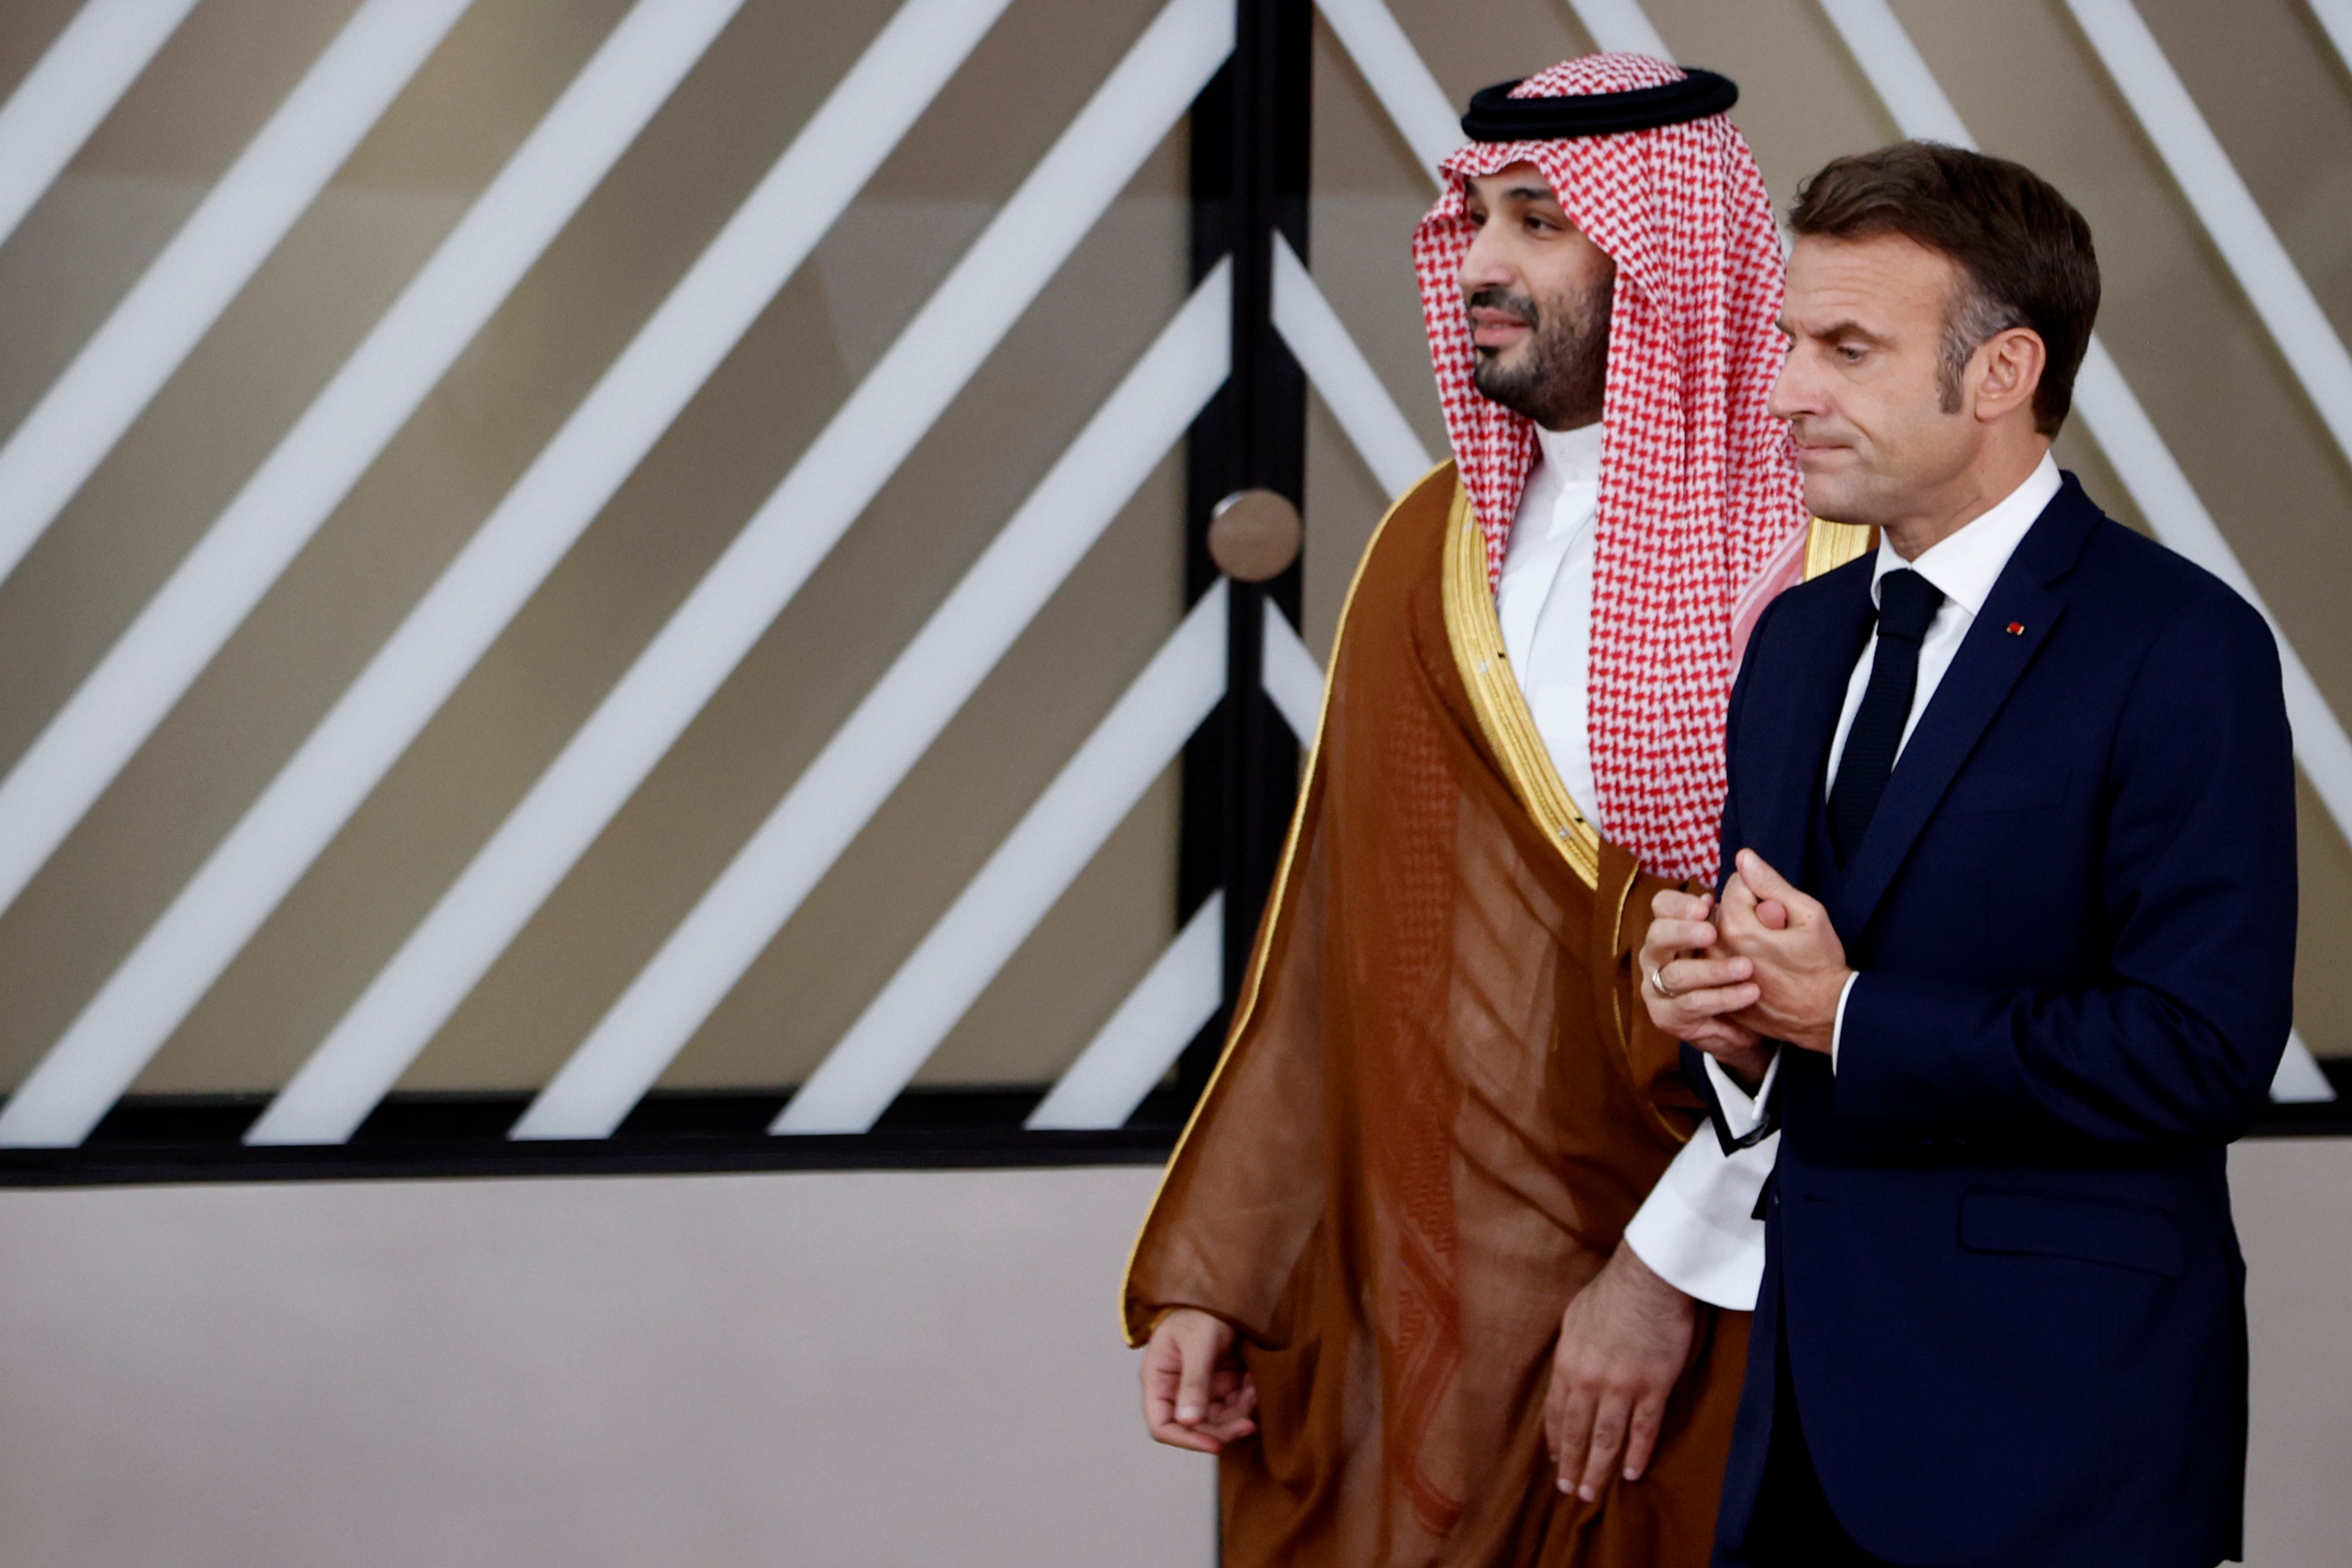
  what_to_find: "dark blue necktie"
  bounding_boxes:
[1828,568,1944,865]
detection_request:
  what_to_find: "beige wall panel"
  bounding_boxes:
[0,177,461,771]
[123,0,1189,1095]
[1302,391,1393,662]
[0,3,82,102]
[0,1152,2339,1565]
[2296,778,2352,1039]
[36,0,924,1093]
[922,773,1185,1089]
[68,0,356,180]
[2141,0,2352,326]
[420,23,1186,1095]
[0,1166,1215,1568]
[2233,1137,2352,1567]
[632,375,1183,1094]
[1644,0,1896,201]
[1299,15,1444,659]
[1383,0,1587,118]
[0,0,682,1091]
[0,0,356,440]
[1,0,897,1093]
[0,0,380,744]
[407,436,1182,1095]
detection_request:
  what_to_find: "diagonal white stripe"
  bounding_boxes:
[775,584,1231,1136]
[2066,0,2352,470]
[1270,233,1433,497]
[2068,345,2352,859]
[1311,0,1456,175]
[507,270,1230,1144]
[244,0,1231,1148]
[1562,0,1670,58]
[1820,0,2341,1105]
[1261,598,1326,744]
[1819,0,2352,850]
[2274,1031,2335,1103]
[1317,0,1446,197]
[0,0,1022,1151]
[0,0,199,253]
[1814,0,1971,143]
[0,0,747,925]
[0,0,475,590]
[1026,893,1224,1131]
[2312,0,2352,73]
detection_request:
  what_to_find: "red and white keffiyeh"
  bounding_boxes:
[1414,53,1807,881]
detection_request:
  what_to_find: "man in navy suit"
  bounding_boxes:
[1637,142,2296,1566]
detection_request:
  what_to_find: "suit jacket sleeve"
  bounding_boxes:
[1833,587,2297,1142]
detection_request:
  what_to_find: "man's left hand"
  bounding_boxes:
[1717,848,1852,1054]
[1544,1244,1698,1502]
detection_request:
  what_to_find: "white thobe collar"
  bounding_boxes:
[1497,419,1608,832]
[1530,418,1603,503]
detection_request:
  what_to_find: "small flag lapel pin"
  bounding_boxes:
[2005,621,2025,636]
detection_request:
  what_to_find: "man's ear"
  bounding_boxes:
[1972,326,2046,424]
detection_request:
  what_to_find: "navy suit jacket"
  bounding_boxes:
[1711,475,2296,1568]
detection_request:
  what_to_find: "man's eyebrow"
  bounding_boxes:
[1502,185,1556,205]
[1806,318,1891,345]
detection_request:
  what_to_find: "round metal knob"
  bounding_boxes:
[1207,488,1303,582]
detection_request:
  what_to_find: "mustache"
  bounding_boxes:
[1466,285,1539,326]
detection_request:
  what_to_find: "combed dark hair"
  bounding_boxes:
[1789,142,2099,435]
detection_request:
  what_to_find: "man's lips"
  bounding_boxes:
[1468,306,1530,348]
[1787,435,1852,463]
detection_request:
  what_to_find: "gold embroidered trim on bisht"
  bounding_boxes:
[1119,458,1455,1344]
[1439,477,1603,890]
[1804,516,1876,579]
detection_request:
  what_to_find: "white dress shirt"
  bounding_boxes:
[1498,422,1778,1309]
[1824,453,2062,1064]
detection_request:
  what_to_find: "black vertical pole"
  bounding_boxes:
[1169,0,1312,1114]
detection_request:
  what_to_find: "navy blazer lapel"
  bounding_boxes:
[1832,480,2100,938]
[1744,562,1874,889]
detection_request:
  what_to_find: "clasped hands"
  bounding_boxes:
[1638,848,1852,1083]
[1537,851,1853,1504]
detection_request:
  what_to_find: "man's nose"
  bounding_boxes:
[1767,352,1814,422]
[1458,227,1513,295]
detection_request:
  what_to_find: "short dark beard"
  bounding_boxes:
[1468,274,1613,430]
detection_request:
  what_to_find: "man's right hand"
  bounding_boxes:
[1140,1308,1258,1454]
[1545,1243,1699,1499]
[1639,888,1773,1084]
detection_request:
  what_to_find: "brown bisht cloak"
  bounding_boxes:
[1126,463,1862,1566]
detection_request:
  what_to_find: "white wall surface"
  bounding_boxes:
[2236,1137,2352,1568]
[0,1164,1213,1568]
[0,1145,2339,1568]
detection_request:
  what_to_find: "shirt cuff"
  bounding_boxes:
[1830,971,1861,1073]
[1702,1047,1781,1140]
[1622,1124,1777,1310]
